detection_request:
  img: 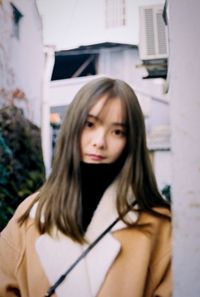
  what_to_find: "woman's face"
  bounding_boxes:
[80,95,127,164]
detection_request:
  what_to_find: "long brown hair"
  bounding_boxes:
[19,77,170,243]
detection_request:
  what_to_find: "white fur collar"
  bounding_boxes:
[31,180,138,297]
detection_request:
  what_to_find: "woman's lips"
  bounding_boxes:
[86,154,105,161]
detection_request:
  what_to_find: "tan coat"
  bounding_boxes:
[0,182,172,297]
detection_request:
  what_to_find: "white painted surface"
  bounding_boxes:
[154,150,171,191]
[10,0,44,126]
[168,0,200,296]
[0,1,13,95]
[36,0,164,50]
[49,75,103,106]
[41,46,55,176]
[0,0,44,126]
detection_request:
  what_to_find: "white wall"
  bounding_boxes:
[0,1,14,101]
[154,150,171,190]
[0,0,44,126]
[36,0,164,50]
[168,0,200,296]
[11,0,44,126]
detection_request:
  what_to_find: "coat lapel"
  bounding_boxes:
[32,180,138,297]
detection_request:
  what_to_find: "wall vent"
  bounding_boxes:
[139,4,168,60]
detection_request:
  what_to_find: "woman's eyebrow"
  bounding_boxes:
[87,114,126,127]
[87,114,98,120]
[112,122,127,128]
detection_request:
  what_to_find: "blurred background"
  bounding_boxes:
[0,0,200,296]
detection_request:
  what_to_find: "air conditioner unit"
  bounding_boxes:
[139,4,168,61]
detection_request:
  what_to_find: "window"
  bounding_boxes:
[51,54,98,80]
[105,0,126,28]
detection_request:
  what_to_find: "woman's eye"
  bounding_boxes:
[113,129,125,137]
[85,120,94,128]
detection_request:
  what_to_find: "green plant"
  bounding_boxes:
[0,106,45,230]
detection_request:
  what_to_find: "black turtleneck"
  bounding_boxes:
[80,159,124,232]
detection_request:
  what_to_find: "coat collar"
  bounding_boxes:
[31,180,138,297]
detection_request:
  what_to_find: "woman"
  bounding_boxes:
[0,77,171,297]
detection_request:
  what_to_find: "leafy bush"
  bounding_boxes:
[0,106,45,230]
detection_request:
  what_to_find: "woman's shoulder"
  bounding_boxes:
[153,206,171,217]
[113,207,171,258]
[14,192,39,218]
[137,206,171,223]
[0,193,39,255]
[135,206,171,239]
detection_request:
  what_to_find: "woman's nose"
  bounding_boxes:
[92,129,106,148]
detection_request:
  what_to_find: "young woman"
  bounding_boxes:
[0,77,171,297]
